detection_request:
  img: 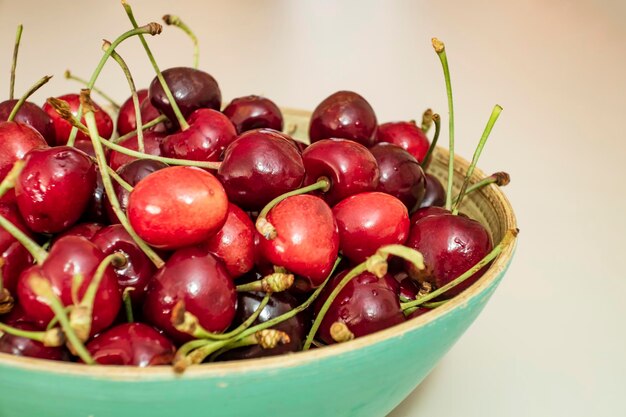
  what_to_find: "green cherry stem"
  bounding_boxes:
[123,288,134,323]
[67,22,163,147]
[112,114,168,143]
[0,322,64,347]
[7,75,53,122]
[122,1,190,131]
[432,38,455,211]
[452,105,503,214]
[102,40,144,153]
[235,272,294,293]
[0,160,24,199]
[9,24,23,100]
[163,14,199,69]
[0,214,48,267]
[64,70,120,110]
[82,90,165,269]
[421,113,441,168]
[452,171,510,206]
[401,228,518,311]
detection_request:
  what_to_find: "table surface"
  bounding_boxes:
[0,1,624,416]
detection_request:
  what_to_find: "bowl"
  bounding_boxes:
[0,109,518,417]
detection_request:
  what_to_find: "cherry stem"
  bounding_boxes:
[206,336,260,362]
[452,105,503,214]
[0,160,24,199]
[64,70,120,110]
[8,24,23,100]
[7,75,53,122]
[105,163,134,192]
[432,38,455,210]
[67,22,163,147]
[102,41,145,153]
[122,1,190,131]
[112,114,168,143]
[163,14,199,69]
[256,177,330,239]
[401,228,518,311]
[123,288,134,323]
[421,113,441,168]
[421,108,433,133]
[235,272,294,293]
[452,172,510,206]
[27,275,95,364]
[423,300,448,308]
[304,247,423,350]
[82,90,165,269]
[0,322,61,345]
[330,321,354,343]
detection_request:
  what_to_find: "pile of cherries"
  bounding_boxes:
[0,5,516,371]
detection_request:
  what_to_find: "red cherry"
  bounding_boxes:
[116,89,148,136]
[0,321,69,361]
[52,222,104,244]
[107,131,165,171]
[0,100,55,145]
[258,195,339,287]
[376,121,430,163]
[86,323,175,366]
[205,203,255,279]
[42,94,113,145]
[309,91,378,147]
[0,121,48,182]
[410,206,450,226]
[0,202,33,294]
[332,192,409,264]
[222,95,283,134]
[142,247,236,343]
[128,166,228,250]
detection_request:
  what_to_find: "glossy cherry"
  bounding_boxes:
[0,100,55,145]
[370,142,426,212]
[86,323,175,366]
[0,202,33,294]
[332,192,409,264]
[217,129,305,211]
[0,121,48,182]
[419,173,446,209]
[142,247,236,343]
[128,166,228,250]
[309,91,378,147]
[0,321,69,361]
[222,95,283,134]
[376,121,430,163]
[410,206,450,226]
[52,222,104,244]
[15,146,96,234]
[301,138,379,206]
[116,89,148,136]
[257,195,338,287]
[107,131,165,171]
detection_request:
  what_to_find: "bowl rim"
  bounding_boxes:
[0,147,518,380]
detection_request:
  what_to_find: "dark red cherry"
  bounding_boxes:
[148,67,221,126]
[405,213,492,298]
[15,146,96,234]
[301,138,379,206]
[160,108,237,162]
[258,195,339,287]
[142,247,236,343]
[116,89,149,136]
[376,121,430,163]
[332,192,409,264]
[410,206,450,226]
[315,270,405,344]
[370,142,426,212]
[219,290,309,360]
[128,166,228,250]
[140,96,170,133]
[0,121,48,182]
[52,222,104,244]
[73,139,108,224]
[217,129,305,211]
[0,100,55,145]
[42,94,113,145]
[107,131,165,171]
[309,91,378,147]
[398,276,420,300]
[0,321,70,361]
[86,323,175,366]
[205,203,255,279]
[419,173,446,209]
[222,95,283,134]
[0,202,33,294]
[16,236,121,335]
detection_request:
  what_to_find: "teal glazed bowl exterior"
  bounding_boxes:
[0,109,518,417]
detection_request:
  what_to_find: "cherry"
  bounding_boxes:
[205,203,255,279]
[410,206,450,225]
[15,146,96,234]
[0,100,55,145]
[0,202,33,294]
[0,321,69,361]
[376,121,430,163]
[148,67,221,126]
[217,129,305,211]
[128,166,228,250]
[332,192,409,264]
[309,91,378,147]
[418,173,446,209]
[142,247,236,343]
[0,121,48,182]
[314,270,404,344]
[160,108,237,162]
[16,236,121,336]
[257,195,338,287]
[86,322,175,366]
[301,138,379,206]
[107,131,166,171]
[42,93,113,145]
[116,89,148,136]
[222,95,283,134]
[370,142,426,212]
[52,222,104,244]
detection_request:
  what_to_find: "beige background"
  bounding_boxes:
[0,0,624,416]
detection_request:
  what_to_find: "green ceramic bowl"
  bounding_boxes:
[0,109,517,417]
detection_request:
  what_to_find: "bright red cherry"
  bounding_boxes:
[0,121,48,182]
[107,131,165,171]
[0,100,55,145]
[309,91,378,147]
[116,89,148,136]
[222,95,283,134]
[128,166,228,250]
[376,121,430,163]
[0,202,33,294]
[419,173,446,209]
